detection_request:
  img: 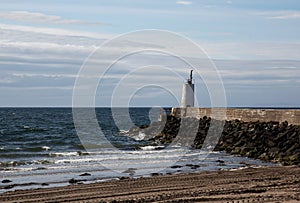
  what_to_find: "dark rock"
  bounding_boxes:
[4,185,14,189]
[139,125,149,129]
[69,178,79,184]
[2,179,12,183]
[267,139,276,148]
[170,165,182,169]
[79,173,91,176]
[191,165,200,169]
[127,114,300,166]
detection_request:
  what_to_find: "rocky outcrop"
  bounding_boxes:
[129,115,300,166]
[216,119,300,165]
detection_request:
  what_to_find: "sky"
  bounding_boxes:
[0,0,300,107]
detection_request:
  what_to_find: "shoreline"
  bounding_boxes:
[1,166,300,202]
[0,150,277,194]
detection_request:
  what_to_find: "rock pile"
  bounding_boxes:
[128,115,300,165]
[217,119,300,165]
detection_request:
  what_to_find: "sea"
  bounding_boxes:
[0,108,276,193]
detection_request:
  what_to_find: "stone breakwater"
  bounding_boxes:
[129,115,300,165]
[171,108,300,125]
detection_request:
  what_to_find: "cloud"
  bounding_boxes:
[268,12,300,20]
[11,73,78,79]
[202,41,300,60]
[0,22,299,107]
[256,11,300,20]
[176,1,192,5]
[0,25,112,65]
[215,59,300,82]
[0,23,112,39]
[0,11,106,25]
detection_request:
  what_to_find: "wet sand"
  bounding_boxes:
[1,166,300,202]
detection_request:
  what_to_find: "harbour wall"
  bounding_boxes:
[170,108,300,125]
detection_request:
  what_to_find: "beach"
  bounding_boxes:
[1,166,300,202]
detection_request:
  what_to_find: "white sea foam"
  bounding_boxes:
[119,130,129,135]
[49,152,78,157]
[132,132,146,141]
[140,146,165,150]
[42,146,51,151]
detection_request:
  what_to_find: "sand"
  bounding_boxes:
[1,166,300,203]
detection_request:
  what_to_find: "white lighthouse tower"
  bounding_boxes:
[181,70,195,107]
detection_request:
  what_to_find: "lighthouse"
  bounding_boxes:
[181,70,194,107]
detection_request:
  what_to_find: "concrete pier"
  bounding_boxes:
[171,107,300,125]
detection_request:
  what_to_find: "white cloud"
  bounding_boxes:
[0,23,112,39]
[176,1,192,5]
[256,11,300,20]
[202,41,300,60]
[0,23,115,66]
[214,59,300,86]
[268,12,300,20]
[0,11,106,25]
[11,73,78,79]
